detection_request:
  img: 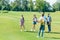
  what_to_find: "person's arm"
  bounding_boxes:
[49,16,52,25]
[37,20,40,23]
[50,16,52,22]
[37,17,42,23]
[36,17,38,22]
[23,17,25,22]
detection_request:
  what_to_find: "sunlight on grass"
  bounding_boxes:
[0,11,60,40]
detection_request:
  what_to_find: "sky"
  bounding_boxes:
[46,0,57,6]
[9,0,57,6]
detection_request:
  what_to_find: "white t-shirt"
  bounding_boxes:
[38,16,44,21]
[33,17,37,22]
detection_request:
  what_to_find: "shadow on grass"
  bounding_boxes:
[26,31,60,34]
[25,31,60,39]
[45,32,60,34]
[25,31,38,33]
[45,37,60,39]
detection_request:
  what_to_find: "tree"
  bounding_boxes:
[22,0,28,11]
[53,2,60,11]
[43,1,52,12]
[36,0,44,12]
[10,0,21,11]
[0,0,52,12]
[0,0,2,10]
[2,0,10,10]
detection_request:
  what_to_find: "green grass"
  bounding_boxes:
[0,11,60,40]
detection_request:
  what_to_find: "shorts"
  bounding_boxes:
[20,22,24,26]
[33,21,37,25]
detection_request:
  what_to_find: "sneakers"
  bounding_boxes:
[31,29,36,32]
[20,29,22,32]
[24,30,26,32]
[20,29,26,32]
[31,29,33,31]
[37,36,44,38]
[34,30,36,32]
[37,36,40,38]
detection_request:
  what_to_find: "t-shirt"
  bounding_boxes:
[20,17,24,23]
[38,16,45,25]
[33,17,37,22]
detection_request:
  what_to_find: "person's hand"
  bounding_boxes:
[37,20,40,23]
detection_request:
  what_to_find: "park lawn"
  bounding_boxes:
[0,11,60,40]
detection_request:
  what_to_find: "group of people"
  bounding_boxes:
[20,13,52,38]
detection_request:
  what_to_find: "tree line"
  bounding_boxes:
[0,0,59,12]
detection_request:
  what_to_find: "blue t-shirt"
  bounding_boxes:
[47,16,51,22]
[44,16,47,22]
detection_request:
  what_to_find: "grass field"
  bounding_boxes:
[0,11,60,40]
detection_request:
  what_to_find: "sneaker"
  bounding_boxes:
[34,30,36,32]
[24,30,26,32]
[37,36,40,38]
[31,29,33,31]
[20,30,22,32]
[41,36,44,38]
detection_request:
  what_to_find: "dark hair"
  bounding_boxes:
[42,14,44,17]
[21,15,23,16]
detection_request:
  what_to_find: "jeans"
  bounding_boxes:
[38,25,45,37]
[48,25,51,32]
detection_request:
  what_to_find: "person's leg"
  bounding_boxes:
[20,25,23,31]
[23,23,26,31]
[41,30,44,37]
[20,22,23,29]
[41,25,44,37]
[48,25,51,32]
[38,30,41,37]
[38,25,42,37]
[31,24,34,31]
[23,22,24,28]
[33,24,36,31]
[33,22,36,31]
[31,22,36,31]
[31,21,35,31]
